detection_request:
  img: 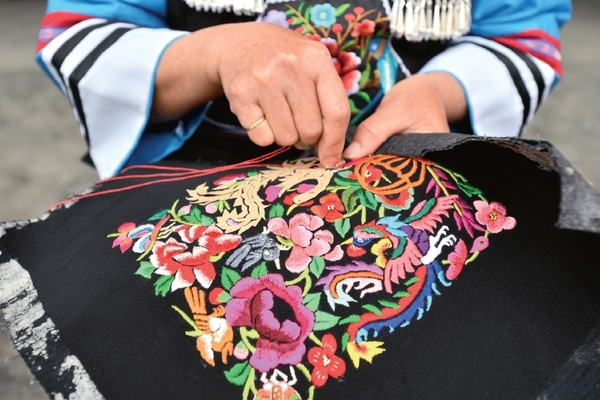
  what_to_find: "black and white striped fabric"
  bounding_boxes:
[38,18,187,178]
[420,36,556,138]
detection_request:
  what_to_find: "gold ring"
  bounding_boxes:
[295,140,315,150]
[246,116,266,131]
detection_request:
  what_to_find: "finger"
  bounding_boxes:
[260,92,299,147]
[285,77,323,149]
[315,72,350,167]
[236,103,276,147]
[343,111,391,159]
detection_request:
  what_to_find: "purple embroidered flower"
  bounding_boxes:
[310,4,337,28]
[261,10,290,28]
[226,274,315,372]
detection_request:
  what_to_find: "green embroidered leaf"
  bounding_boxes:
[357,190,377,210]
[378,299,400,309]
[348,98,361,114]
[269,203,285,218]
[362,304,383,316]
[154,275,174,297]
[302,292,321,312]
[200,214,215,226]
[340,39,357,52]
[288,16,303,26]
[224,361,251,387]
[218,200,225,213]
[148,208,169,221]
[285,9,295,16]
[247,170,259,177]
[221,267,242,291]
[341,332,350,352]
[405,276,419,287]
[403,198,435,224]
[313,311,341,331]
[250,262,269,279]
[339,314,361,325]
[303,5,313,20]
[341,188,358,213]
[355,91,372,104]
[334,3,351,16]
[297,1,305,14]
[393,290,411,298]
[309,256,326,278]
[334,218,351,238]
[457,181,483,197]
[135,261,155,279]
[359,63,371,89]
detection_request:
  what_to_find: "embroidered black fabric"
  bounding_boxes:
[1,134,599,399]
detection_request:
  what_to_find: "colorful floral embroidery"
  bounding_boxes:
[109,155,516,399]
[261,2,396,121]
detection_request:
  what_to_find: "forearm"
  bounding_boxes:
[152,25,227,121]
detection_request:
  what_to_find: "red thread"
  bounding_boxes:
[49,146,293,210]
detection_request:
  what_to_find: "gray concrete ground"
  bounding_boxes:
[0,0,599,398]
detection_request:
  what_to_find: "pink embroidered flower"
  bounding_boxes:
[470,236,489,253]
[446,239,468,280]
[151,225,241,289]
[354,6,365,14]
[310,193,345,222]
[268,213,343,273]
[474,201,516,234]
[351,19,375,38]
[320,38,361,95]
[307,333,346,387]
[265,185,283,202]
[112,222,137,253]
[344,13,356,22]
[226,274,315,372]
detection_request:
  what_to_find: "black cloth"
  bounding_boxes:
[1,134,600,399]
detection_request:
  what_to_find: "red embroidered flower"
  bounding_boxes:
[446,239,468,280]
[151,225,241,290]
[310,193,345,222]
[351,19,375,38]
[320,38,361,95]
[377,188,414,211]
[473,201,516,234]
[308,333,346,387]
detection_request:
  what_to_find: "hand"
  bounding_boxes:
[153,23,350,167]
[342,72,467,159]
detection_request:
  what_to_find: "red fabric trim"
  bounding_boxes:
[497,29,562,50]
[492,29,563,77]
[36,12,92,53]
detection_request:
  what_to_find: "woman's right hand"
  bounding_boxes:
[153,22,350,167]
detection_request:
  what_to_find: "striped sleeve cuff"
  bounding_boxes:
[419,36,557,138]
[36,19,189,178]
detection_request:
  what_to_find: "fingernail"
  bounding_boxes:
[343,141,362,159]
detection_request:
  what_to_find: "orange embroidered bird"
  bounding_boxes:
[184,286,234,366]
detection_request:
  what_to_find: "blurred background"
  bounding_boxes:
[0,0,599,398]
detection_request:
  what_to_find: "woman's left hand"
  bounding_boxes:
[342,72,467,159]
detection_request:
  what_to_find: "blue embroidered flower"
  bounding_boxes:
[310,4,337,29]
[261,9,289,28]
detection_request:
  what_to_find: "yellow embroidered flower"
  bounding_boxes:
[346,340,386,369]
[370,238,392,268]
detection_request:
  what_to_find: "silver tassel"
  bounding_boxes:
[184,0,260,16]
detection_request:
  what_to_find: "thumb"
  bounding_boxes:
[343,110,399,160]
